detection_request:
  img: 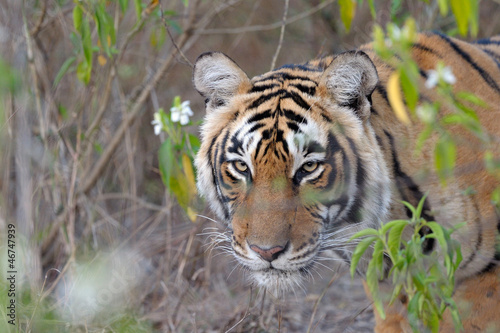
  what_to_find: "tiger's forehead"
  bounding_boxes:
[224,66,334,174]
[248,60,335,95]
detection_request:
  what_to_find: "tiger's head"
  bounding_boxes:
[193,51,391,293]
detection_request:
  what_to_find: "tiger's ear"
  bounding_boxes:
[193,52,250,111]
[320,51,378,120]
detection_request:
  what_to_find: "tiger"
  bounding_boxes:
[193,32,500,332]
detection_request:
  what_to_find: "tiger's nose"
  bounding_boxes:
[249,243,287,262]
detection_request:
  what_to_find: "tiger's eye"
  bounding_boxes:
[233,160,248,173]
[302,161,318,173]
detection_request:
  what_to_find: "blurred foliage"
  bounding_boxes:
[342,0,479,36]
[351,197,464,332]
[0,58,21,95]
[350,2,500,330]
[155,96,201,221]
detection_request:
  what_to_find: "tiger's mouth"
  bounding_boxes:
[230,237,324,294]
[249,267,306,294]
[243,261,318,295]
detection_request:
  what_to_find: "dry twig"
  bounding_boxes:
[196,0,334,35]
[270,0,289,71]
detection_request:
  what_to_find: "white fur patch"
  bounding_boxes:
[326,63,364,105]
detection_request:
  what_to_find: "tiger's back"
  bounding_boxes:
[193,32,500,332]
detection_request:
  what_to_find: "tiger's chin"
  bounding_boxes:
[249,268,306,297]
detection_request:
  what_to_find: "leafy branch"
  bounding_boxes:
[350,196,464,333]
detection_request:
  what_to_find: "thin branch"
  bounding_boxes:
[81,45,180,194]
[42,0,233,249]
[229,0,261,52]
[181,0,243,53]
[196,0,334,35]
[224,289,255,333]
[32,5,73,37]
[23,9,46,140]
[94,192,167,211]
[306,272,341,333]
[83,13,148,140]
[29,0,47,36]
[270,0,289,71]
[160,2,193,68]
[79,0,200,195]
[41,201,76,253]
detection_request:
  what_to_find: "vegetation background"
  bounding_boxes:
[1,0,500,332]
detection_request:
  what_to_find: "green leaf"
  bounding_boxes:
[119,0,129,12]
[95,4,115,57]
[400,64,419,112]
[94,143,103,154]
[169,168,190,209]
[469,0,479,37]
[407,291,423,331]
[366,258,385,319]
[447,297,464,332]
[456,91,487,107]
[387,221,408,258]
[455,102,480,122]
[389,282,403,305]
[150,26,166,50]
[134,0,142,22]
[415,194,428,220]
[81,19,93,66]
[416,125,434,154]
[349,228,378,241]
[188,133,201,155]
[381,219,409,235]
[402,200,416,218]
[58,104,68,120]
[367,0,376,18]
[338,0,356,31]
[450,0,471,36]
[372,240,385,275]
[437,0,448,16]
[181,153,197,199]
[350,236,377,277]
[95,6,105,47]
[73,4,83,34]
[69,31,80,49]
[389,257,406,276]
[426,222,448,255]
[389,0,402,21]
[492,187,500,210]
[173,95,181,108]
[159,138,174,187]
[0,58,21,94]
[435,135,456,183]
[76,60,91,84]
[53,56,76,87]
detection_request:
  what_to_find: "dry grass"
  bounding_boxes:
[1,0,500,332]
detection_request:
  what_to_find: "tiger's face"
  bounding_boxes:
[194,51,391,292]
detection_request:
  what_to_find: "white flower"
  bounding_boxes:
[151,112,163,135]
[170,100,193,126]
[416,104,436,124]
[441,67,456,85]
[425,66,456,89]
[391,25,401,41]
